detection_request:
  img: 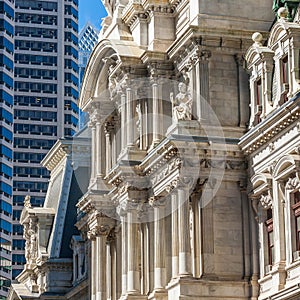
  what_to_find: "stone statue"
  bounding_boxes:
[24,195,31,208]
[136,102,142,148]
[170,82,193,121]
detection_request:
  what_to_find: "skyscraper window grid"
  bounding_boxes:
[0,0,14,298]
[12,0,79,281]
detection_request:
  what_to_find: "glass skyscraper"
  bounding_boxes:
[12,0,79,281]
[78,22,99,86]
[78,22,98,129]
[0,0,14,298]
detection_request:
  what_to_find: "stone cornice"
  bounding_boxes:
[122,0,176,27]
[106,132,245,203]
[239,93,300,154]
[41,137,91,172]
[122,1,145,26]
[77,190,114,215]
[167,26,268,66]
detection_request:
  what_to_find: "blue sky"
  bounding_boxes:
[79,0,107,31]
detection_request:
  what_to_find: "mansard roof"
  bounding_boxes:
[79,38,144,111]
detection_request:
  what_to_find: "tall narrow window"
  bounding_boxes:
[265,208,274,266]
[281,55,289,102]
[255,78,262,124]
[256,79,262,105]
[292,191,300,252]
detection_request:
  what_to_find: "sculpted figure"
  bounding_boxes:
[24,195,31,208]
[170,82,192,121]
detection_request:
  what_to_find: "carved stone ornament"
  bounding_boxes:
[96,224,112,236]
[260,192,273,209]
[165,179,179,193]
[286,176,300,190]
[87,230,96,240]
[24,217,38,266]
[151,157,182,186]
[149,196,167,207]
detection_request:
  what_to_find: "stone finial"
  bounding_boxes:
[24,195,32,208]
[252,32,263,46]
[278,7,288,19]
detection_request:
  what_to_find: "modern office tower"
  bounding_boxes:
[12,0,79,280]
[0,1,14,298]
[78,22,99,129]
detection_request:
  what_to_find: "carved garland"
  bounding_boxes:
[259,192,273,209]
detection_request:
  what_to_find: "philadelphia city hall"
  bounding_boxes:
[7,0,300,299]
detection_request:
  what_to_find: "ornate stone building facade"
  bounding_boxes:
[7,0,300,300]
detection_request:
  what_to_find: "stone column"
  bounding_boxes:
[96,120,103,177]
[88,216,115,300]
[238,181,251,280]
[89,121,96,182]
[193,49,211,121]
[121,217,127,296]
[96,233,107,300]
[191,193,202,278]
[250,199,259,298]
[106,239,112,300]
[115,227,122,299]
[152,81,160,146]
[235,55,249,127]
[127,209,141,294]
[88,233,97,300]
[126,87,135,148]
[285,180,293,265]
[153,198,167,292]
[177,187,192,276]
[105,122,112,174]
[120,93,126,151]
[111,116,119,167]
[171,192,179,279]
[273,181,286,290]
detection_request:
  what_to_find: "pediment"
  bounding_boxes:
[245,44,274,69]
[251,173,272,195]
[268,20,300,49]
[273,154,300,179]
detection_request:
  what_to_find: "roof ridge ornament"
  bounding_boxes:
[252,32,263,46]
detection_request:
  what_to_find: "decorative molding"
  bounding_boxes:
[240,105,300,154]
[150,157,182,186]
